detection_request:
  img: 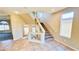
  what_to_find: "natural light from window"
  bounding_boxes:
[0,21,9,31]
[60,11,74,38]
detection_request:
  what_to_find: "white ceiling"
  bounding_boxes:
[0,7,66,14]
[26,7,66,13]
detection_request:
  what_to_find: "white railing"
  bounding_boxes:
[35,18,45,43]
[23,18,45,44]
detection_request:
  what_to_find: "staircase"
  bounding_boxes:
[41,23,54,41]
[45,31,54,41]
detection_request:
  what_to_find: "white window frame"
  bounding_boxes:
[60,11,74,38]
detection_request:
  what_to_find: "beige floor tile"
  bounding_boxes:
[0,39,73,51]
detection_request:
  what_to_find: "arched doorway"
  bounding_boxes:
[0,16,13,41]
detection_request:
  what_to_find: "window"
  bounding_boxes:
[36,12,51,22]
[0,21,9,31]
[60,12,74,38]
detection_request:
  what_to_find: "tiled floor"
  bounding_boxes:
[0,39,73,51]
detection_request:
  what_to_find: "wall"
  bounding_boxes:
[10,13,35,40]
[10,14,26,40]
[36,12,51,22]
[19,14,35,25]
[44,7,79,50]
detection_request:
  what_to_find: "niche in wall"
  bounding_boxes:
[60,11,74,38]
[23,25,29,36]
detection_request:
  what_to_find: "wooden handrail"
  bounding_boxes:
[35,18,45,33]
[23,18,45,43]
[35,18,45,43]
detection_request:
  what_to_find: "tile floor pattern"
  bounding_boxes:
[0,39,73,51]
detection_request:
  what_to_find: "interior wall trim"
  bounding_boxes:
[43,22,78,51]
[52,7,68,14]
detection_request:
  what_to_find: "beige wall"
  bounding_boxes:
[19,14,35,24]
[10,14,26,40]
[44,7,79,50]
[10,13,34,40]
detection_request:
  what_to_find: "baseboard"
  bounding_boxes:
[54,39,78,51]
[43,22,78,51]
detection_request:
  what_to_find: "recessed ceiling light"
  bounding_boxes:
[14,11,19,14]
